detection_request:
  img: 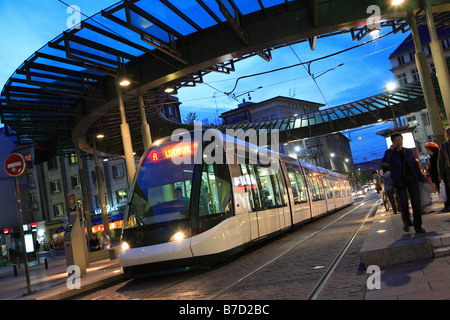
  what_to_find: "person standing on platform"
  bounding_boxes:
[100,231,111,250]
[382,133,425,233]
[425,141,440,193]
[438,128,450,213]
[380,163,399,214]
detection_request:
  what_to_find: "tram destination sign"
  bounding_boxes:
[4,153,26,177]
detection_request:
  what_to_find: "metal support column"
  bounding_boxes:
[407,11,445,146]
[116,81,136,186]
[76,140,92,240]
[424,0,450,123]
[93,138,111,238]
[138,93,152,151]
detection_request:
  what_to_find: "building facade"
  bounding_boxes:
[389,25,450,163]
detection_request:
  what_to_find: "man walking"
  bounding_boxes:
[382,133,425,233]
[438,127,450,212]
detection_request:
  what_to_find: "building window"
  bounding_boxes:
[69,154,78,164]
[421,112,430,126]
[112,164,124,178]
[411,69,419,82]
[50,180,61,193]
[397,55,405,65]
[116,190,128,203]
[71,176,80,188]
[397,73,408,86]
[54,203,64,217]
[409,52,415,62]
[430,63,436,74]
[47,157,58,170]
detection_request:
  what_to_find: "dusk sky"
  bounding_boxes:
[0,1,411,162]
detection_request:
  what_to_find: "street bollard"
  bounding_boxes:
[44,258,48,270]
[13,265,17,277]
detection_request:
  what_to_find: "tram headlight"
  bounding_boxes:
[121,241,130,251]
[170,231,187,242]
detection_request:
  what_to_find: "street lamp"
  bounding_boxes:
[392,0,404,5]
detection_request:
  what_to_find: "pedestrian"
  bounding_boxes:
[425,141,440,193]
[373,171,382,194]
[48,239,56,259]
[382,133,426,233]
[438,127,450,213]
[380,163,399,214]
[89,233,100,251]
[100,231,111,250]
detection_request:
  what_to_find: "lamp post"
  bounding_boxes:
[92,134,110,238]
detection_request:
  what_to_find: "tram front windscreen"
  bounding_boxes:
[123,141,198,229]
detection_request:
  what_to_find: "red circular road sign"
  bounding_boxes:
[4,153,26,177]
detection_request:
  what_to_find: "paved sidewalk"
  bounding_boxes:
[0,251,124,300]
[362,192,450,300]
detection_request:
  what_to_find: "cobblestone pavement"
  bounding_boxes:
[74,197,377,301]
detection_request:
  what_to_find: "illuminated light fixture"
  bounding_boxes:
[164,86,175,93]
[121,241,130,251]
[392,0,404,5]
[119,78,131,86]
[96,133,105,139]
[377,230,386,233]
[170,231,186,242]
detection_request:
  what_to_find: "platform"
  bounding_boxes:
[360,193,450,268]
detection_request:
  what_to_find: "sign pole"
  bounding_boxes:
[5,153,31,295]
[14,176,32,294]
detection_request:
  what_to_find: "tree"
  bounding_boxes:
[183,112,198,125]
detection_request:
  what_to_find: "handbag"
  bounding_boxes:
[440,180,447,202]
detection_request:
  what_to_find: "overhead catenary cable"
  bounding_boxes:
[224,30,395,97]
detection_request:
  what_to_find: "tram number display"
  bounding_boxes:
[150,142,198,162]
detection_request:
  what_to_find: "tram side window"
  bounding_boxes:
[272,166,287,207]
[287,167,307,204]
[256,166,284,209]
[344,180,351,196]
[333,179,341,197]
[323,176,333,199]
[305,169,325,201]
[240,164,258,212]
[199,163,233,217]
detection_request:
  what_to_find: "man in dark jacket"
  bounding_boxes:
[382,133,425,233]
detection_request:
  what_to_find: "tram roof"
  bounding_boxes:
[0,1,449,158]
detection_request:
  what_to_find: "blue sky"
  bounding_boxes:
[0,1,410,162]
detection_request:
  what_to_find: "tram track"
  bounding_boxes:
[74,193,380,300]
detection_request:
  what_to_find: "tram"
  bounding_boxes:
[119,130,353,277]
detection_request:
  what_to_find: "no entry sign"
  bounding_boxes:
[4,153,26,177]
